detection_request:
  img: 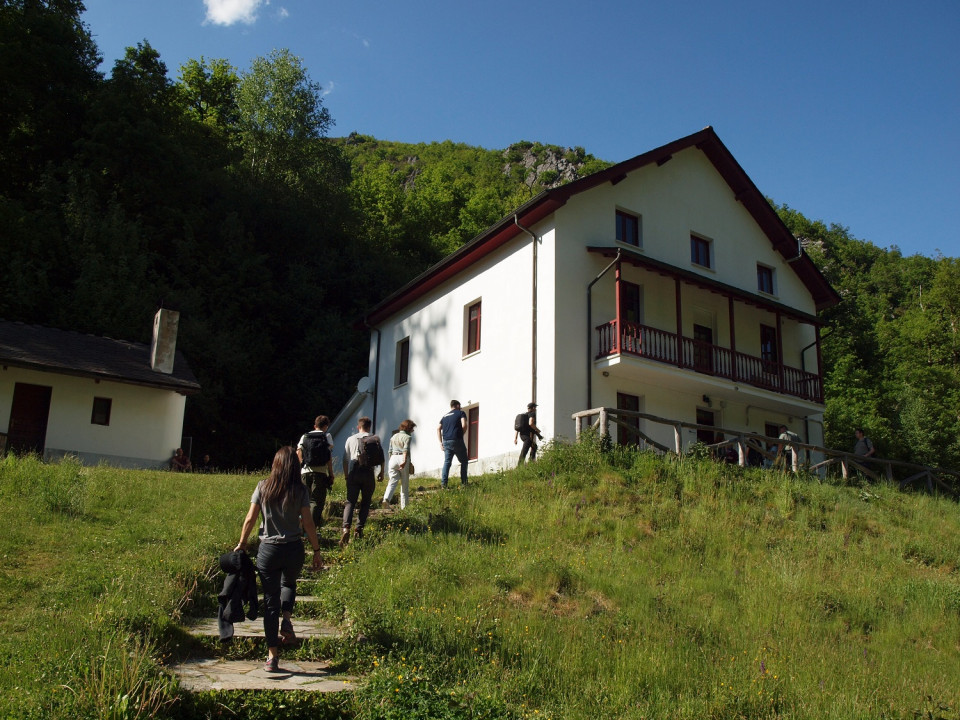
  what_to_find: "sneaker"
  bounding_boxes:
[264,656,280,673]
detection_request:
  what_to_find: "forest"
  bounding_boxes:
[2,1,958,470]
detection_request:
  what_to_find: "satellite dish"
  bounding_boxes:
[357,376,371,394]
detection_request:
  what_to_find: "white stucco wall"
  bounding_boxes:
[0,366,187,468]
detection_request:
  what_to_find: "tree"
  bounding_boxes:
[236,49,332,186]
[178,56,239,129]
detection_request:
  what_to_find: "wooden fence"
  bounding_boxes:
[572,407,959,497]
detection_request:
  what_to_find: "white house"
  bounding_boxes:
[332,128,839,476]
[0,309,201,468]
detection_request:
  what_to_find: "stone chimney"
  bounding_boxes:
[150,308,179,374]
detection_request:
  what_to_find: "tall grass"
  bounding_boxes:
[1,443,958,719]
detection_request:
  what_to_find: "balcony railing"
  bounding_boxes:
[596,320,823,403]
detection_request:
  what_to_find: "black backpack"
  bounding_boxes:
[301,431,331,468]
[514,412,529,433]
[357,434,385,468]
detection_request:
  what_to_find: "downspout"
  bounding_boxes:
[786,237,803,263]
[515,216,538,403]
[363,320,381,431]
[800,327,831,445]
[587,249,622,409]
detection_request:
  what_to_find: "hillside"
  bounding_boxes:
[1,444,958,719]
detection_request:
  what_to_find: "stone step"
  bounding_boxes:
[171,657,357,692]
[187,615,340,639]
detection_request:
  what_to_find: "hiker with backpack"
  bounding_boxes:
[383,419,416,510]
[297,415,334,531]
[853,428,876,458]
[776,424,801,473]
[340,416,384,546]
[514,402,543,466]
[437,399,469,488]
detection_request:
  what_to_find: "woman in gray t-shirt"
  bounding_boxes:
[235,446,323,672]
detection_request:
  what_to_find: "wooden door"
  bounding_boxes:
[7,383,52,455]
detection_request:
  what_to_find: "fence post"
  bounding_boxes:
[841,458,848,480]
[674,425,682,455]
[575,415,582,439]
[599,409,608,438]
[737,437,747,467]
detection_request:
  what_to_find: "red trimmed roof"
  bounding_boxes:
[364,127,839,325]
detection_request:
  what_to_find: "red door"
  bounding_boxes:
[7,383,52,455]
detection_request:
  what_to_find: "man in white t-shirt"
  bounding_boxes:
[297,415,334,531]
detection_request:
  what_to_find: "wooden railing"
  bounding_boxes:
[596,320,823,402]
[572,407,959,496]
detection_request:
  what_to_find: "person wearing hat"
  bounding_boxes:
[515,402,543,465]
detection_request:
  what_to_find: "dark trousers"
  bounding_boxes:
[343,467,375,530]
[302,472,330,528]
[256,540,304,647]
[518,435,538,465]
[441,439,468,487]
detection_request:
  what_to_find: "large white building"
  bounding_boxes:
[331,128,839,476]
[0,309,200,468]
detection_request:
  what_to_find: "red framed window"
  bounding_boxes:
[395,337,409,386]
[466,301,481,355]
[757,264,774,294]
[691,235,711,268]
[467,406,479,460]
[616,210,640,246]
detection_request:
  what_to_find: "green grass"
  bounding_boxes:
[1,442,959,719]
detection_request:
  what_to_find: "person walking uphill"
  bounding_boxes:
[383,420,416,509]
[234,446,323,673]
[297,415,334,530]
[514,402,543,466]
[341,416,383,546]
[438,400,468,488]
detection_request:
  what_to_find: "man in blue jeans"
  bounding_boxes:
[437,399,468,488]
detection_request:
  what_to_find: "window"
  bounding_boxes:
[395,337,409,386]
[760,324,778,369]
[465,300,481,355]
[466,406,479,461]
[696,408,717,445]
[691,235,712,268]
[91,397,112,426]
[615,210,640,247]
[757,264,775,294]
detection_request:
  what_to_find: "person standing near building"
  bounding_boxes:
[437,399,468,488]
[853,428,876,458]
[514,402,543,465]
[297,415,334,531]
[383,419,416,509]
[341,416,383,546]
[777,424,800,473]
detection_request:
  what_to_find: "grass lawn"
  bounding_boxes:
[1,440,958,719]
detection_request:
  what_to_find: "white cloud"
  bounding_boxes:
[278,6,289,19]
[203,0,263,26]
[322,81,334,97]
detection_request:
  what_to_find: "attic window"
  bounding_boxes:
[691,234,712,269]
[757,264,775,295]
[91,397,112,426]
[615,210,641,247]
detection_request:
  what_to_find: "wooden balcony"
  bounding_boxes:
[596,320,823,403]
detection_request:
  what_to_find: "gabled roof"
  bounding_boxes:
[0,320,201,395]
[363,127,840,325]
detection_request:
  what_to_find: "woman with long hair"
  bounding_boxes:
[235,446,323,672]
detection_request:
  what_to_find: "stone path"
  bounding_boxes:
[173,658,357,692]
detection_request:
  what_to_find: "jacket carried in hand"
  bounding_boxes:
[216,550,258,641]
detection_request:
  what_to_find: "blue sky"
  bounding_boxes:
[81,0,958,258]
